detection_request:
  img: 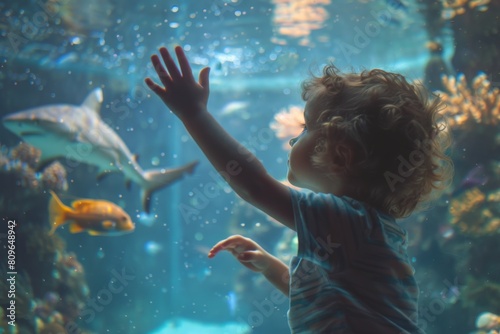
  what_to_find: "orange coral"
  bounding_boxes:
[449,187,485,224]
[476,312,500,331]
[438,73,500,128]
[270,105,305,149]
[39,321,67,334]
[441,0,490,19]
[449,187,500,236]
[271,0,331,46]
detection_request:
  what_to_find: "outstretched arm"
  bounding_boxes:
[145,46,295,229]
[209,235,290,296]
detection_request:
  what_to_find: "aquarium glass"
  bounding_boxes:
[1,0,499,333]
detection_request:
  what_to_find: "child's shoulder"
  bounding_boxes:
[292,189,371,215]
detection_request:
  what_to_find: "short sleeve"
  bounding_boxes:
[287,189,420,333]
[289,188,382,270]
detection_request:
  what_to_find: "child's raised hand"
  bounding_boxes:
[145,46,210,120]
[208,235,272,273]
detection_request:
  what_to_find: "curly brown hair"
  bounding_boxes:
[302,65,454,218]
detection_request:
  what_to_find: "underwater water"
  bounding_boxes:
[0,0,499,333]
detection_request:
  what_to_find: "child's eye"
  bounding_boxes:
[300,123,307,131]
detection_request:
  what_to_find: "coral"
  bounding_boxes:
[39,322,68,334]
[426,41,443,54]
[441,0,490,19]
[0,142,89,332]
[10,159,40,189]
[449,187,485,224]
[0,144,40,190]
[0,150,8,167]
[269,105,305,149]
[41,161,69,192]
[22,225,66,294]
[8,225,89,332]
[10,142,41,168]
[33,291,68,333]
[53,250,89,321]
[0,272,37,333]
[448,187,500,236]
[271,0,331,46]
[476,312,500,331]
[56,252,84,277]
[437,73,500,129]
[0,143,69,216]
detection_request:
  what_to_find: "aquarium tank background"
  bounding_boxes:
[0,0,499,333]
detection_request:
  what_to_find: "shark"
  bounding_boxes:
[2,88,198,213]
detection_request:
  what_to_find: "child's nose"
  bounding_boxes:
[289,137,298,147]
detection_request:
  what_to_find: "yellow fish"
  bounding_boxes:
[48,191,135,236]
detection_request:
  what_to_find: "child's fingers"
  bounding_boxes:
[199,67,210,91]
[207,240,237,258]
[144,78,163,95]
[175,46,194,81]
[207,245,224,258]
[207,240,231,258]
[150,54,171,87]
[159,47,182,81]
[207,235,247,258]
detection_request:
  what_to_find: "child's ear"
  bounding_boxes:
[331,144,353,173]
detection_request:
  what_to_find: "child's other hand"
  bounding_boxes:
[145,46,210,120]
[208,235,271,273]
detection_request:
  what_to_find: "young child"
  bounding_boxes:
[145,46,453,333]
